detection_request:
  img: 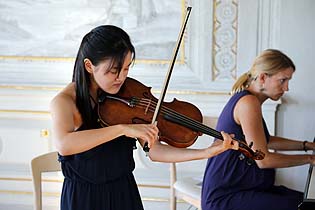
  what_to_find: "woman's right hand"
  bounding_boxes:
[123,124,159,148]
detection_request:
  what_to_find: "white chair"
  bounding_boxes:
[170,163,202,210]
[170,117,217,210]
[30,151,61,210]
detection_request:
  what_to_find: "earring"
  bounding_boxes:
[260,83,265,92]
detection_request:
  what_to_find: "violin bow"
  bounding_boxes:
[143,6,192,153]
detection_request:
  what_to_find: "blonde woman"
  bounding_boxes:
[201,49,315,210]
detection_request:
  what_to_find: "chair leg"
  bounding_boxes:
[170,192,176,210]
[170,163,177,210]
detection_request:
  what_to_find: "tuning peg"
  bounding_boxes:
[249,141,253,148]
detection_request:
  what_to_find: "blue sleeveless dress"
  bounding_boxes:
[58,104,143,210]
[201,90,303,210]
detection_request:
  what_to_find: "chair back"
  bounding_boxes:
[30,151,61,210]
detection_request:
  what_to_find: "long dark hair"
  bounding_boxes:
[72,25,135,128]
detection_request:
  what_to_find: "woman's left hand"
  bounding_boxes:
[205,131,239,158]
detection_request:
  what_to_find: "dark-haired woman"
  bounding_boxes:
[50,25,239,210]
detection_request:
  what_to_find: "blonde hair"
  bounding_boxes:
[231,49,295,94]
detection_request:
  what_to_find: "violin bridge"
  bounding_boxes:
[144,99,151,115]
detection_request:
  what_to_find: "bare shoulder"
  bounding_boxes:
[50,83,76,112]
[234,94,262,124]
[50,83,81,136]
[237,94,261,112]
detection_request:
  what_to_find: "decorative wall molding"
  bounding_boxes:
[256,0,281,52]
[0,0,281,93]
[0,0,231,92]
[212,0,238,81]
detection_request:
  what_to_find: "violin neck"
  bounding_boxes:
[164,113,251,150]
[163,113,223,140]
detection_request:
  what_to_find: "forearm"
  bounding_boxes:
[54,125,123,156]
[148,142,207,163]
[257,151,314,168]
[268,136,307,151]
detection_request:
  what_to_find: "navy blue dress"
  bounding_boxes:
[58,105,143,210]
[201,90,303,210]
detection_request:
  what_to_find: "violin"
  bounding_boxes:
[97,77,265,161]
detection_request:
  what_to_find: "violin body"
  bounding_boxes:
[97,77,265,161]
[98,77,203,148]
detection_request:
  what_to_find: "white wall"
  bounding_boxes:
[277,0,315,145]
[274,0,315,192]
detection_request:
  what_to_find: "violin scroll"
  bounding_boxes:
[237,140,265,160]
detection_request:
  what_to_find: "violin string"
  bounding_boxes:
[135,97,248,148]
[120,97,255,157]
[136,98,226,139]
[99,96,255,157]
